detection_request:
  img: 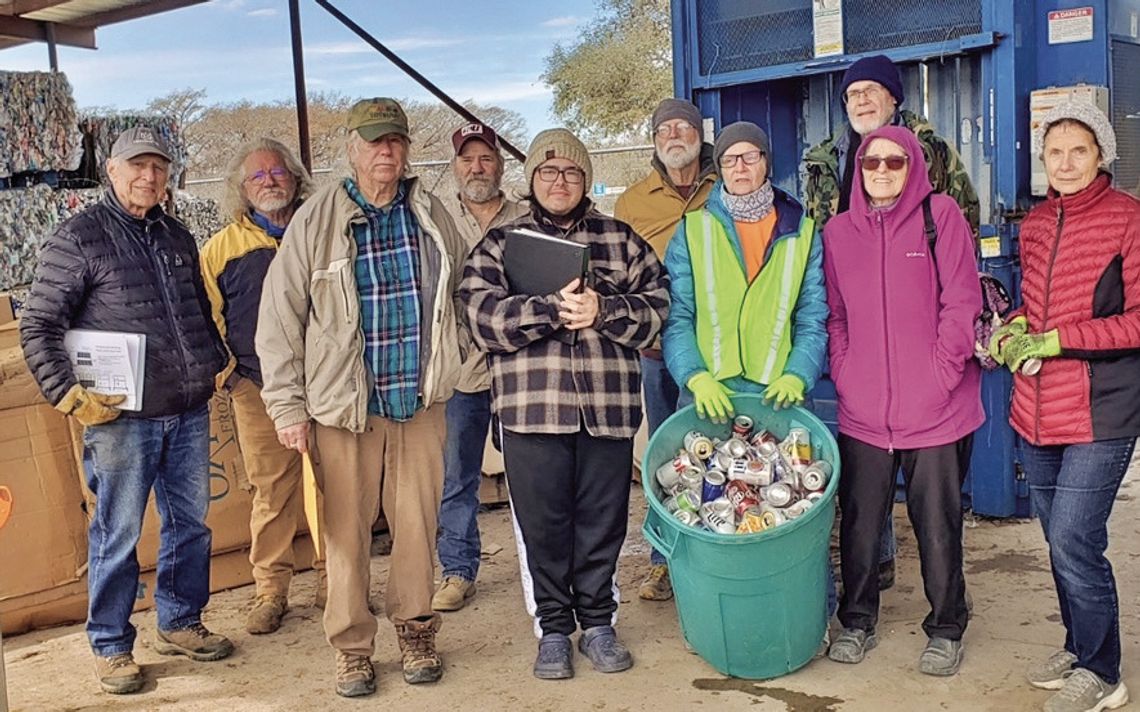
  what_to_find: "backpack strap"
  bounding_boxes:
[923,194,941,293]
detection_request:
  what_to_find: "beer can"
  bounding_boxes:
[785,499,813,519]
[700,501,737,534]
[683,430,715,460]
[732,415,754,440]
[725,479,761,518]
[736,511,766,534]
[701,468,728,503]
[750,429,779,449]
[655,460,682,491]
[662,495,680,513]
[678,466,704,493]
[672,509,699,527]
[726,457,750,481]
[712,450,733,471]
[1021,357,1042,376]
[717,437,748,459]
[805,491,824,504]
[759,506,786,529]
[781,427,813,469]
[675,489,701,513]
[744,458,772,487]
[763,481,795,508]
[801,460,832,492]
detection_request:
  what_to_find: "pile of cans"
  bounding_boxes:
[654,415,833,535]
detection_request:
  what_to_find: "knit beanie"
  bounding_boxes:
[1032,100,1117,166]
[651,98,703,131]
[713,121,771,180]
[840,54,904,105]
[524,128,593,190]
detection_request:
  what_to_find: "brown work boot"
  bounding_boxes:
[395,615,443,684]
[335,652,376,698]
[245,594,288,634]
[314,568,328,610]
[431,576,476,612]
[638,564,674,601]
[155,623,234,662]
[94,653,144,694]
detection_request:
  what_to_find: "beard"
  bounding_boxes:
[251,191,293,214]
[658,141,701,171]
[460,175,500,204]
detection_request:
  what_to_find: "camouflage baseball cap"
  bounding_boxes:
[346,97,410,141]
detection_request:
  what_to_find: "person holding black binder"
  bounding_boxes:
[460,128,670,681]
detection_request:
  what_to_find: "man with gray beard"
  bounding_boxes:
[614,98,715,602]
[431,122,528,613]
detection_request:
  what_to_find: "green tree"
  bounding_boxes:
[543,0,672,139]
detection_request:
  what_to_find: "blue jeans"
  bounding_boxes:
[437,389,492,582]
[642,355,680,566]
[1021,437,1136,685]
[82,405,212,656]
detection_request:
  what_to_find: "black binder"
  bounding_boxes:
[504,228,590,344]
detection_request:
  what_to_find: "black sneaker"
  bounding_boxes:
[533,633,573,680]
[578,626,633,673]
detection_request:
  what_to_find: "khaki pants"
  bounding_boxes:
[230,377,324,596]
[313,407,445,656]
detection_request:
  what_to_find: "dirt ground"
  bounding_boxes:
[4,464,1139,712]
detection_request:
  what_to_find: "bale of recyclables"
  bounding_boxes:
[642,394,840,679]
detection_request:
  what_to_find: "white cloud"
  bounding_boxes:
[247,8,277,17]
[305,36,462,56]
[541,16,579,28]
[452,80,552,104]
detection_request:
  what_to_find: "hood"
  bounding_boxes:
[849,124,933,222]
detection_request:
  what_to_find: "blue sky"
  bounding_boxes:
[0,0,598,139]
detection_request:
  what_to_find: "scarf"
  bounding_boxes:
[722,181,775,223]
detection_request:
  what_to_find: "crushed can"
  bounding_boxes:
[684,430,715,460]
[672,509,699,527]
[784,499,813,520]
[725,479,761,518]
[701,468,728,503]
[717,437,749,459]
[744,458,772,487]
[759,505,786,529]
[735,511,766,534]
[700,499,737,534]
[732,415,754,440]
[763,481,796,508]
[781,427,813,470]
[674,489,701,513]
[678,466,705,493]
[749,429,779,449]
[800,460,832,492]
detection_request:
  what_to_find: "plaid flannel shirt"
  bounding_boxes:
[459,206,670,438]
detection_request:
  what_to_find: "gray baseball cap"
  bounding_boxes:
[110,126,173,162]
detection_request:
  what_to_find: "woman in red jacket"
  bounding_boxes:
[991,102,1140,712]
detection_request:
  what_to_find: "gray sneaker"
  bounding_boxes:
[1044,668,1129,712]
[1028,649,1078,690]
[828,627,877,664]
[918,637,963,676]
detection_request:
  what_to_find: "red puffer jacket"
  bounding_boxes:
[1011,173,1140,445]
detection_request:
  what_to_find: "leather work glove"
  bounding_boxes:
[687,371,735,424]
[1003,330,1061,373]
[762,374,806,410]
[54,384,126,426]
[987,315,1028,365]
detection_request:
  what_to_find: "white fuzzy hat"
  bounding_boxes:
[1033,100,1117,166]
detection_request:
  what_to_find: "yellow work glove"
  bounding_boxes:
[1004,330,1062,373]
[55,384,126,426]
[987,315,1028,365]
[762,374,806,410]
[687,371,735,424]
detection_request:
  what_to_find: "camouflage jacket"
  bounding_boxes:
[802,109,980,232]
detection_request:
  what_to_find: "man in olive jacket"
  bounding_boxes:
[255,98,467,699]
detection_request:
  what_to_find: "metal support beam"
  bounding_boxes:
[74,0,208,28]
[43,19,56,70]
[288,0,311,173]
[7,0,65,16]
[315,0,527,163]
[0,15,93,48]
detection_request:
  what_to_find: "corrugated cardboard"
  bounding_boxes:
[0,345,43,411]
[0,293,14,325]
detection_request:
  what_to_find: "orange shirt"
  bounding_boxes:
[736,211,777,282]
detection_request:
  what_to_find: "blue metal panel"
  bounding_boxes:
[714,80,804,194]
[1035,0,1110,87]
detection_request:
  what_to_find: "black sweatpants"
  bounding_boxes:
[502,427,633,637]
[837,433,973,641]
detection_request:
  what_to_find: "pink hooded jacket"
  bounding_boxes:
[822,125,984,450]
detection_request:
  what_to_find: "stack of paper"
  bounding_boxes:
[62,329,146,411]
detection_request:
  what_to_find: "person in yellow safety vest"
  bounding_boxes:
[662,121,828,422]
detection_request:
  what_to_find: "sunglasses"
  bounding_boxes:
[859,155,908,171]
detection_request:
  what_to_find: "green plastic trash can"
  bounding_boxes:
[641,394,840,680]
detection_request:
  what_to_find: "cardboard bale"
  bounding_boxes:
[0,345,42,411]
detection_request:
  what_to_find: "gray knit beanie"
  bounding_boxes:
[524,128,593,190]
[1033,100,1117,166]
[713,121,771,179]
[651,98,703,132]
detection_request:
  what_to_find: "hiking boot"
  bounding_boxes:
[828,627,877,664]
[395,616,443,684]
[878,558,896,591]
[1044,668,1129,712]
[314,568,328,610]
[918,637,963,677]
[94,653,144,694]
[154,623,234,662]
[637,565,673,601]
[335,652,376,698]
[533,633,574,680]
[578,625,633,673]
[245,594,288,635]
[431,577,476,612]
[1028,649,1079,690]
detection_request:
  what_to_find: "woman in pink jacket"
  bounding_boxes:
[822,125,983,676]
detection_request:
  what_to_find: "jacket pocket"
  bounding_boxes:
[930,344,953,398]
[309,258,355,330]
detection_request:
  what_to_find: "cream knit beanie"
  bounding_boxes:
[524,128,593,189]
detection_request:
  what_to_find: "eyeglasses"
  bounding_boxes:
[718,150,765,168]
[535,166,585,185]
[245,167,289,184]
[843,85,885,104]
[654,122,697,139]
[859,155,908,171]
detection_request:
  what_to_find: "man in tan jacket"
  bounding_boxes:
[256,98,467,699]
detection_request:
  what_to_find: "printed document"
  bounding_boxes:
[63,329,146,411]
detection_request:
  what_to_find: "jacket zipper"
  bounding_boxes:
[146,222,192,409]
[1035,202,1065,443]
[877,212,894,452]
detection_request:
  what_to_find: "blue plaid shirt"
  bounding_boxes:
[345,178,423,421]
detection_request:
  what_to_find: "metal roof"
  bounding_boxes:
[0,0,208,51]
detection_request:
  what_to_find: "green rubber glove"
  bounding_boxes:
[687,372,735,423]
[762,374,806,410]
[1004,330,1062,373]
[987,315,1028,365]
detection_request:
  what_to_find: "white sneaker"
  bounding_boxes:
[1044,668,1129,712]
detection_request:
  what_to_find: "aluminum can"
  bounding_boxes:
[674,489,701,513]
[1021,357,1042,376]
[785,499,813,519]
[805,491,824,504]
[655,460,682,491]
[781,427,813,469]
[744,458,772,487]
[700,500,737,534]
[763,481,795,508]
[672,509,699,527]
[717,437,749,459]
[800,460,832,492]
[732,415,754,439]
[678,466,704,493]
[712,450,733,471]
[701,468,727,503]
[759,506,786,529]
[750,429,779,449]
[725,479,761,518]
[726,457,750,480]
[736,511,766,534]
[662,494,680,513]
[684,430,715,460]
